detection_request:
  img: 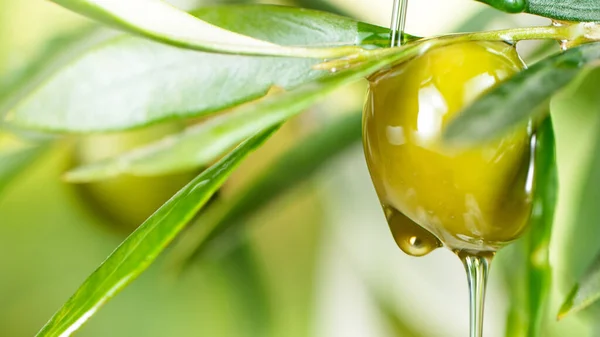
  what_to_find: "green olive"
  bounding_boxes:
[73,123,197,232]
[363,41,533,254]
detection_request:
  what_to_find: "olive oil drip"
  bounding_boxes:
[457,251,495,337]
[384,206,442,256]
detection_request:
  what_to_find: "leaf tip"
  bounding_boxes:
[556,307,568,321]
[557,285,579,320]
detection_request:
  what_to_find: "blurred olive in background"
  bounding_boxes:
[71,123,198,231]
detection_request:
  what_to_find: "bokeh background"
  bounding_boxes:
[1,0,599,336]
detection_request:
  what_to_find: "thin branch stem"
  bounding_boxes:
[424,25,572,44]
[315,22,600,70]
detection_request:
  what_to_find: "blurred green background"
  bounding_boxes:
[1,0,599,336]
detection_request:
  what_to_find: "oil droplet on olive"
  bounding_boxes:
[363,41,534,253]
[384,205,442,257]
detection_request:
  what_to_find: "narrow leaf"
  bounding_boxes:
[172,112,362,264]
[502,240,529,337]
[291,0,352,17]
[35,127,277,337]
[497,117,558,337]
[526,116,558,335]
[477,0,600,22]
[444,42,600,146]
[558,110,600,319]
[7,5,388,132]
[559,253,600,319]
[218,240,271,337]
[196,5,388,48]
[0,26,114,121]
[50,0,361,58]
[64,44,421,182]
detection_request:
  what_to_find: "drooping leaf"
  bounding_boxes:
[50,0,361,58]
[35,127,278,337]
[7,5,388,133]
[444,42,600,146]
[171,112,362,264]
[525,116,558,335]
[0,144,48,196]
[63,43,420,182]
[476,0,600,22]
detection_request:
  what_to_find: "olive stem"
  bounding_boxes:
[314,22,600,70]
[423,25,571,44]
[459,252,493,337]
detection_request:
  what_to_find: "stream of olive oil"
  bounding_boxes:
[389,0,408,47]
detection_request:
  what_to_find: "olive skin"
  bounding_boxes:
[363,41,533,253]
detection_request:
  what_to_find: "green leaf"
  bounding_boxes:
[35,127,277,337]
[501,242,529,337]
[0,144,47,196]
[61,2,493,181]
[218,240,271,337]
[444,42,600,146]
[475,0,527,14]
[7,5,388,133]
[63,44,419,182]
[477,0,600,22]
[559,253,600,319]
[526,116,558,335]
[291,0,352,17]
[551,67,600,321]
[0,25,113,121]
[195,5,388,48]
[500,117,558,337]
[171,112,362,264]
[558,97,600,319]
[50,0,362,58]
